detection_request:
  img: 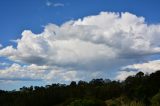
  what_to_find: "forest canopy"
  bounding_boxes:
[0,70,160,106]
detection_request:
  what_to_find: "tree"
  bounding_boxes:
[136,72,144,78]
[70,81,77,86]
[78,80,88,86]
[89,78,105,86]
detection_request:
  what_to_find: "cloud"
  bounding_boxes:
[10,39,20,43]
[46,1,64,7]
[0,63,102,82]
[46,1,52,6]
[53,3,64,7]
[0,63,47,81]
[116,60,160,81]
[0,12,160,82]
[0,44,2,48]
[0,62,9,66]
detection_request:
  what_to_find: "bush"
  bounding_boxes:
[67,98,105,106]
[151,91,160,106]
[105,96,145,106]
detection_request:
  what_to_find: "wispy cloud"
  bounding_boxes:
[53,3,64,7]
[0,62,9,66]
[46,1,64,7]
[46,1,52,6]
[0,44,2,48]
[10,39,20,43]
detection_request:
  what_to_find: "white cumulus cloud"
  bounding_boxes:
[0,63,103,82]
[116,60,160,81]
[0,12,160,82]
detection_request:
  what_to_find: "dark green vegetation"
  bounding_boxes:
[0,71,160,106]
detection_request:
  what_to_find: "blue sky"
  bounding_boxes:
[0,0,160,90]
[0,0,160,46]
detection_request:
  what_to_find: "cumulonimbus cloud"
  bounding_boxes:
[0,12,160,82]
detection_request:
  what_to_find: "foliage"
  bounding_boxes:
[67,98,105,106]
[151,90,160,106]
[105,96,145,106]
[0,71,160,106]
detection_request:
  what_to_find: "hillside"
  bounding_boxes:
[0,71,160,106]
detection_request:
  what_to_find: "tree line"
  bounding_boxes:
[0,71,160,106]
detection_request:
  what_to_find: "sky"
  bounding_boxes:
[0,0,160,90]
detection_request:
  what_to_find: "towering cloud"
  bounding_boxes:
[0,12,160,82]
